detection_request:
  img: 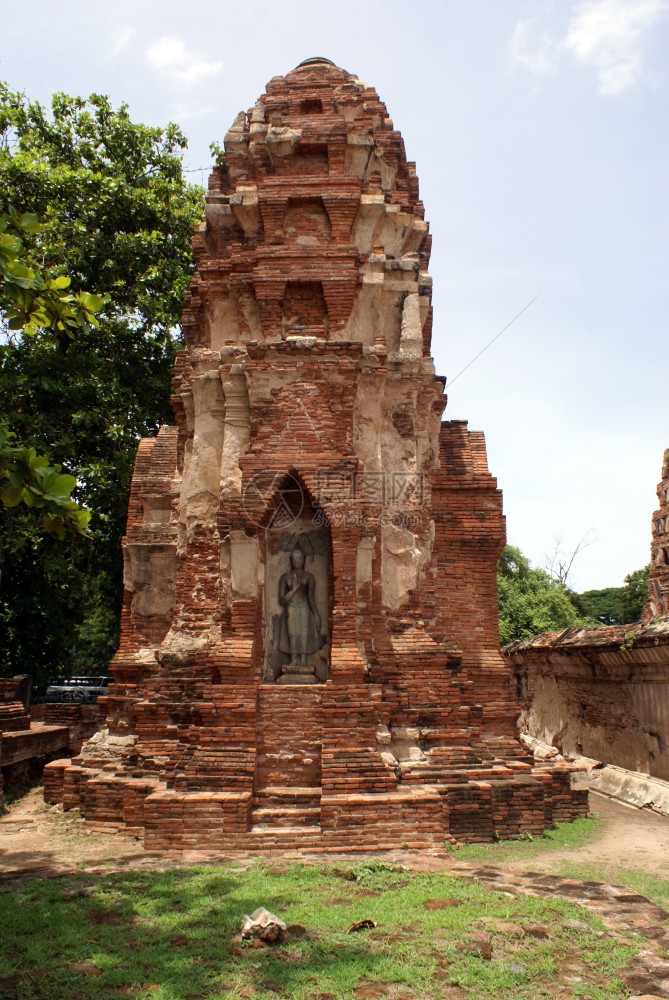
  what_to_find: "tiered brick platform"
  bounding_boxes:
[45,57,587,848]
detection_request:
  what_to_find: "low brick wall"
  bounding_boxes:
[0,724,70,802]
[42,703,104,755]
[507,619,669,780]
[1,702,104,807]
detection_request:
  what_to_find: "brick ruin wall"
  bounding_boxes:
[43,58,587,848]
[508,450,669,779]
[0,676,102,809]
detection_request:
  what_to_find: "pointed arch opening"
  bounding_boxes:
[261,471,331,685]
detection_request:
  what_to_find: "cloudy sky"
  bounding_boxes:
[2,0,666,591]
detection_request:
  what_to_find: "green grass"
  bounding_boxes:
[447,816,603,864]
[0,861,641,1000]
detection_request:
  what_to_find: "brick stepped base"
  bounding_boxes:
[171,747,255,792]
[401,757,534,785]
[44,751,587,850]
[43,682,587,851]
[252,785,322,829]
[251,688,324,839]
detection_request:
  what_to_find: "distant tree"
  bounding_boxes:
[621,565,651,622]
[498,545,589,645]
[544,530,595,587]
[0,85,204,691]
[574,564,650,625]
[572,586,625,626]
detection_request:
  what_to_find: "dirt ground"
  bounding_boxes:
[1,788,669,884]
[504,792,669,877]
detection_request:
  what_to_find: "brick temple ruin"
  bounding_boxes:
[44,58,587,849]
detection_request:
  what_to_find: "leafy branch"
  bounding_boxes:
[0,426,90,538]
[0,206,107,536]
[0,206,108,339]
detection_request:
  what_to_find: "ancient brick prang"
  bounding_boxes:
[46,58,586,848]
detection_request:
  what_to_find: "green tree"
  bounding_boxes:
[498,545,589,645]
[574,564,650,625]
[621,565,651,621]
[0,206,107,537]
[572,586,625,626]
[0,85,204,691]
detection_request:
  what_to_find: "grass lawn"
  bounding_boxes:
[0,858,641,1000]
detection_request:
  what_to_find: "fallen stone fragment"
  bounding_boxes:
[508,963,527,975]
[240,906,287,944]
[638,955,669,978]
[524,922,549,938]
[353,983,391,1000]
[563,919,590,932]
[625,973,664,995]
[494,921,524,937]
[459,931,492,960]
[640,926,669,940]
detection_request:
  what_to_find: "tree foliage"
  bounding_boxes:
[498,545,589,645]
[0,205,106,337]
[0,85,204,691]
[0,205,109,538]
[574,565,650,625]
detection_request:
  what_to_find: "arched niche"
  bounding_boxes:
[261,474,331,685]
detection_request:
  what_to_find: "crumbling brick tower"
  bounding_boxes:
[643,449,669,621]
[45,58,586,848]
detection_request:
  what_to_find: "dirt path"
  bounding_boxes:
[1,787,669,883]
[503,792,669,877]
[0,788,148,879]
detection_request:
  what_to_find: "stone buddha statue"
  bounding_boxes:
[278,547,321,673]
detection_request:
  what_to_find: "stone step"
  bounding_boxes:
[401,765,515,782]
[250,825,322,844]
[254,785,322,802]
[252,806,321,828]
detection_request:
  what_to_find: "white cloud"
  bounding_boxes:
[565,0,667,96]
[509,0,666,96]
[171,102,217,122]
[146,36,222,87]
[509,10,559,76]
[108,26,136,58]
